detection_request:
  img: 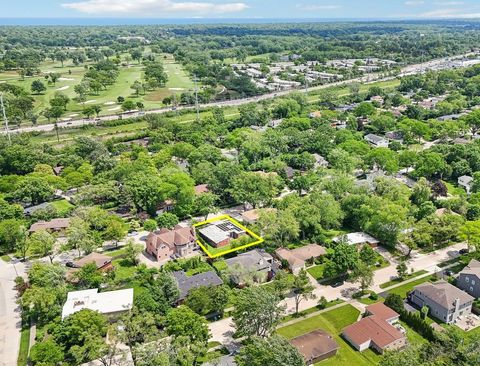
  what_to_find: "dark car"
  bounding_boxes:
[65,261,77,268]
[459,248,469,255]
[331,280,344,288]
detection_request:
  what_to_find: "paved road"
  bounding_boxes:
[3,52,476,136]
[0,259,26,366]
[208,242,467,344]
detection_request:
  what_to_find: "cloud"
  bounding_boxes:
[420,7,480,18]
[62,0,248,15]
[404,1,425,6]
[433,1,464,5]
[297,4,342,11]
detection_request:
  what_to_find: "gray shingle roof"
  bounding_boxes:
[414,280,474,310]
[173,270,224,300]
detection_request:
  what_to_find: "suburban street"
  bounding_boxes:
[2,52,477,136]
[208,242,467,347]
[0,259,27,366]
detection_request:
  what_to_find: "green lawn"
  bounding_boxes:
[400,321,429,345]
[307,264,325,280]
[1,254,11,262]
[443,180,467,197]
[384,275,434,298]
[280,299,345,324]
[277,304,380,366]
[112,258,137,281]
[49,199,74,215]
[17,327,30,366]
[379,270,429,289]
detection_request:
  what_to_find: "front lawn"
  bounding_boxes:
[276,304,380,366]
[49,199,75,215]
[384,275,434,298]
[17,327,30,366]
[379,270,429,289]
[112,258,137,281]
[307,264,325,280]
[280,299,345,324]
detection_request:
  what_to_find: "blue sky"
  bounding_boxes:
[2,0,478,19]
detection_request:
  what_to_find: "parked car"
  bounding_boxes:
[459,248,469,255]
[331,280,344,288]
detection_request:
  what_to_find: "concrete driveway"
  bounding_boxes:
[0,259,27,366]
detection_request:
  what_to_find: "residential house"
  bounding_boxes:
[220,148,238,161]
[241,208,277,224]
[72,252,113,271]
[409,280,474,324]
[312,153,329,168]
[370,95,384,105]
[224,249,275,285]
[198,220,246,248]
[194,184,210,195]
[146,225,196,261]
[457,259,480,298]
[458,175,474,194]
[62,288,133,320]
[308,111,322,119]
[173,270,224,301]
[275,244,327,274]
[23,202,52,216]
[289,330,339,364]
[342,303,406,354]
[332,232,380,247]
[29,218,70,235]
[156,199,175,215]
[364,133,389,148]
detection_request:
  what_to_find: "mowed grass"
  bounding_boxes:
[383,275,434,298]
[307,264,325,280]
[276,304,380,366]
[2,53,195,124]
[17,327,30,366]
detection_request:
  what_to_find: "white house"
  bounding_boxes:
[458,175,474,194]
[332,232,380,247]
[62,288,134,320]
[364,134,389,148]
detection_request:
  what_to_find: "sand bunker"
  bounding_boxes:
[85,100,97,104]
[108,106,121,111]
[169,87,185,91]
[69,114,79,117]
[56,85,70,91]
[58,77,74,81]
[104,101,116,105]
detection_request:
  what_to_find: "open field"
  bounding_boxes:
[0,53,196,124]
[276,304,380,366]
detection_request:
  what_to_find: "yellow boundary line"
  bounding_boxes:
[193,214,264,258]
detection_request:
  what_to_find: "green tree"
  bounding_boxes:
[396,261,408,280]
[155,212,179,229]
[124,238,142,265]
[232,286,284,338]
[292,268,316,314]
[31,79,46,94]
[349,261,374,293]
[29,229,57,262]
[195,192,219,221]
[231,171,280,209]
[235,336,305,366]
[166,306,210,344]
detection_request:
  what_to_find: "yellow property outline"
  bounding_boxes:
[193,214,264,258]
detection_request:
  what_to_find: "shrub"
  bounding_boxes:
[317,296,328,309]
[369,292,378,300]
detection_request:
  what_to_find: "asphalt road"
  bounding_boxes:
[2,52,476,136]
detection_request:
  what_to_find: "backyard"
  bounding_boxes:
[276,304,381,366]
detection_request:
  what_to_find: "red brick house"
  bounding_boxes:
[146,225,196,261]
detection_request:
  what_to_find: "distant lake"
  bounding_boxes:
[0,18,442,26]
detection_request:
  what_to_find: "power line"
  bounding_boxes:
[0,93,11,144]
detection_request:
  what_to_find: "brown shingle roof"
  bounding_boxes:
[73,252,112,269]
[459,259,480,278]
[343,315,404,350]
[366,303,399,322]
[289,330,339,361]
[275,244,327,269]
[148,226,195,250]
[194,184,210,195]
[29,218,70,232]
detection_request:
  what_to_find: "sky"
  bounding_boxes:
[1,0,479,20]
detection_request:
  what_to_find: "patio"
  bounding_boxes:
[455,313,480,332]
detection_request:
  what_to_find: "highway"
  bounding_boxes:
[2,52,477,135]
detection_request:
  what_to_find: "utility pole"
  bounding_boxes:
[0,93,11,144]
[194,74,200,121]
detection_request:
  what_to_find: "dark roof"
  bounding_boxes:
[24,202,51,215]
[173,270,224,300]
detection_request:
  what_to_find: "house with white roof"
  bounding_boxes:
[364,134,389,148]
[62,288,133,320]
[458,175,474,194]
[332,232,380,247]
